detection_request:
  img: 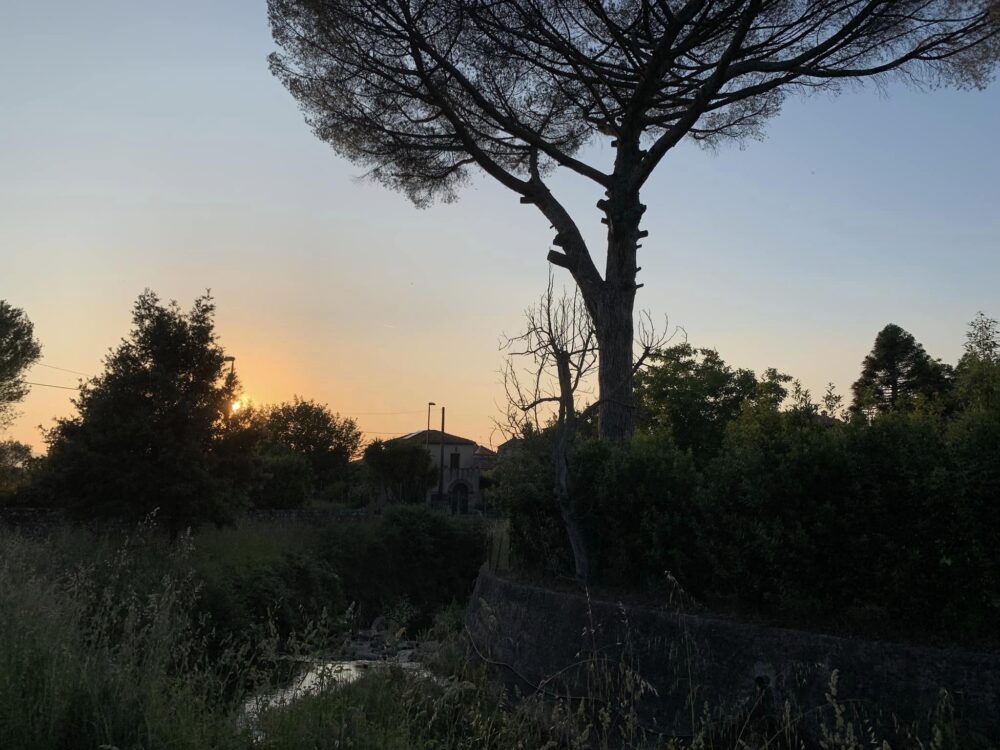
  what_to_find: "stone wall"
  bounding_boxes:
[465,570,1000,742]
[0,506,366,533]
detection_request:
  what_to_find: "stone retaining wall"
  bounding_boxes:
[0,506,367,532]
[465,570,1000,742]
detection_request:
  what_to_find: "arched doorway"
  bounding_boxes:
[449,482,470,515]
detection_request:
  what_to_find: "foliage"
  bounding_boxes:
[0,300,42,430]
[0,521,983,749]
[263,397,362,492]
[493,428,703,588]
[499,322,1000,647]
[572,432,702,588]
[197,547,344,642]
[850,323,953,415]
[253,634,973,750]
[315,505,487,627]
[251,447,315,509]
[955,311,1000,411]
[500,276,602,580]
[41,291,249,537]
[362,438,437,506]
[0,439,34,501]
[636,343,791,462]
[489,426,571,575]
[0,528,248,750]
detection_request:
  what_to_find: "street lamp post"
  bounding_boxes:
[438,406,446,508]
[426,402,435,449]
[223,356,239,413]
[426,402,435,505]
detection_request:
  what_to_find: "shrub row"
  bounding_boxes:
[194,505,487,640]
[493,406,1000,646]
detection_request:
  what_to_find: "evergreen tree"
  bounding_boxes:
[851,324,952,415]
[44,291,246,537]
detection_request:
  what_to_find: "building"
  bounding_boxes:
[393,430,484,513]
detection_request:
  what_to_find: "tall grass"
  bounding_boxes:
[0,527,251,749]
[0,522,978,749]
[0,509,485,749]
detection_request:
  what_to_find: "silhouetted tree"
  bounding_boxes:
[636,342,790,460]
[955,311,1000,410]
[851,323,952,415]
[501,274,667,580]
[501,279,599,581]
[821,382,845,419]
[44,291,247,537]
[363,439,437,506]
[0,440,33,500]
[269,0,999,441]
[264,397,362,489]
[0,301,42,430]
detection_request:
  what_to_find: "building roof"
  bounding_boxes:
[497,437,523,453]
[393,429,478,447]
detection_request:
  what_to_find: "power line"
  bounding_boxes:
[25,381,81,391]
[35,362,90,377]
[351,409,425,415]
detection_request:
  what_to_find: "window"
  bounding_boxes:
[449,452,460,469]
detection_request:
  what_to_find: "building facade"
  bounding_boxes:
[393,430,483,513]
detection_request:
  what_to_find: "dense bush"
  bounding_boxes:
[197,549,344,642]
[489,429,570,575]
[572,434,702,588]
[249,448,315,509]
[188,507,485,642]
[316,505,487,627]
[497,404,1000,646]
[697,405,1000,642]
[362,439,437,506]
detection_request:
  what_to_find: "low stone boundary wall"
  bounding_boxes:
[465,570,1000,741]
[0,506,368,532]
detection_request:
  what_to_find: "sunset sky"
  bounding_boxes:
[3,1,999,453]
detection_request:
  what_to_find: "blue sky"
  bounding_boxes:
[2,1,998,449]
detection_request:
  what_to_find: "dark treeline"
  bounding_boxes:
[4,291,999,649]
[1,294,489,749]
[494,315,1000,647]
[0,291,438,531]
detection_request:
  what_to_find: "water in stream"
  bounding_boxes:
[242,658,428,728]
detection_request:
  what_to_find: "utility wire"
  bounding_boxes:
[25,381,81,391]
[35,362,90,377]
[350,410,425,415]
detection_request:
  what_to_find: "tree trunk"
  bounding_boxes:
[594,291,636,442]
[554,352,591,581]
[554,443,590,582]
[591,181,642,443]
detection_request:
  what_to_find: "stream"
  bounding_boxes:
[241,630,435,737]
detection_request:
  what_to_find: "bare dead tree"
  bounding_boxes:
[499,275,672,580]
[500,277,596,579]
[269,0,1000,441]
